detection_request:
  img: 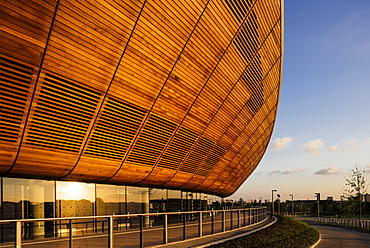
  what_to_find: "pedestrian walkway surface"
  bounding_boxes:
[296,217,370,248]
[148,217,276,248]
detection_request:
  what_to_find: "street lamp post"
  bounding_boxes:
[289,194,294,216]
[315,193,320,218]
[271,189,277,217]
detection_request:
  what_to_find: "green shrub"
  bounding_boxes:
[208,215,319,248]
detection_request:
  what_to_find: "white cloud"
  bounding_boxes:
[328,144,339,151]
[314,167,340,175]
[302,139,324,154]
[271,137,293,151]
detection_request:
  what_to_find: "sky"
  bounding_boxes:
[230,0,370,202]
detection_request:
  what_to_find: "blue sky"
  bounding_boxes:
[231,0,370,202]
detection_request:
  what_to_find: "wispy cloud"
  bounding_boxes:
[281,169,293,174]
[269,170,281,176]
[302,139,324,154]
[328,138,359,152]
[328,144,339,151]
[341,138,358,151]
[269,168,308,176]
[271,137,293,151]
[294,168,309,174]
[254,171,264,176]
[314,167,340,175]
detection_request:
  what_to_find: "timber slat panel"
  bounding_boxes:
[0,0,283,197]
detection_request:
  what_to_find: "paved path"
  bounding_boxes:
[296,217,370,248]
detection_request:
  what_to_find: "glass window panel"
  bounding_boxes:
[126,186,149,214]
[149,188,167,213]
[96,184,126,215]
[2,178,55,240]
[56,182,95,217]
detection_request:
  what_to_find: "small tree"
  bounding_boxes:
[341,165,368,219]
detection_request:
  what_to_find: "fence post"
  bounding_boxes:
[15,220,22,248]
[108,217,113,248]
[163,214,168,244]
[222,211,225,232]
[249,209,252,225]
[198,212,202,237]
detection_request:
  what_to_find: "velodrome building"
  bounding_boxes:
[0,0,283,224]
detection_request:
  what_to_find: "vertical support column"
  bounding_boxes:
[15,220,22,248]
[249,209,252,225]
[222,211,225,232]
[163,214,168,244]
[198,212,202,237]
[139,215,144,248]
[108,217,113,248]
[69,219,73,248]
[183,213,187,240]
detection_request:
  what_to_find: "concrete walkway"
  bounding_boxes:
[148,217,276,248]
[296,217,370,248]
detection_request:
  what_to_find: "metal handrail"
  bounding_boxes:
[0,207,268,248]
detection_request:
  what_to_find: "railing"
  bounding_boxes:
[315,217,370,230]
[0,207,267,248]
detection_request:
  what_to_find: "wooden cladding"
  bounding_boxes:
[0,57,33,143]
[26,74,101,153]
[0,0,283,197]
[84,98,146,160]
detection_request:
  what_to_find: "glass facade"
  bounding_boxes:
[0,178,222,218]
[0,177,222,242]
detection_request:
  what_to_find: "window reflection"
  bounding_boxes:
[96,184,126,215]
[2,178,55,240]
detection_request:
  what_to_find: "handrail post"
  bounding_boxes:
[211,211,215,234]
[243,209,246,226]
[108,217,113,248]
[183,213,187,240]
[69,219,73,248]
[163,214,168,244]
[198,212,202,237]
[15,220,22,248]
[139,215,144,248]
[238,210,241,228]
[222,211,225,232]
[230,210,233,230]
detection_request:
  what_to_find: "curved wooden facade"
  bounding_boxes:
[0,0,283,197]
